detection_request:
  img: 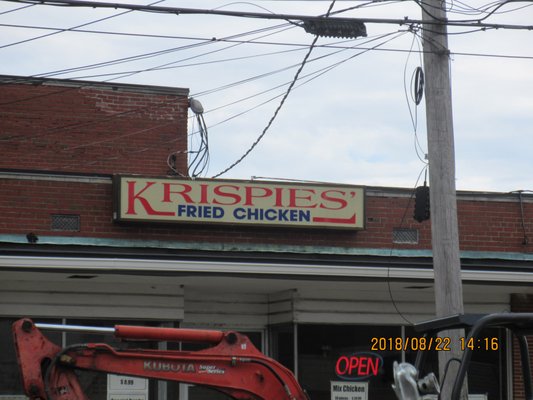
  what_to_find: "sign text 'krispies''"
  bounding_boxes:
[114,176,365,230]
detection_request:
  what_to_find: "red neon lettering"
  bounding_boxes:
[161,183,194,204]
[212,185,241,206]
[244,186,273,206]
[335,356,349,376]
[367,357,379,376]
[358,357,368,375]
[335,355,380,377]
[126,181,174,216]
[320,190,349,210]
[349,356,359,375]
[288,188,317,208]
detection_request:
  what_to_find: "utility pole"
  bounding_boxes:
[421,1,467,399]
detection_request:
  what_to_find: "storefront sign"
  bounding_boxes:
[335,352,382,381]
[114,176,365,230]
[331,381,368,400]
[107,374,148,400]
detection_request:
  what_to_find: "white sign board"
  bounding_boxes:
[331,381,368,400]
[107,374,149,400]
[114,176,365,230]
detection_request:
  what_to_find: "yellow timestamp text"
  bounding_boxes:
[460,337,499,351]
[371,337,451,352]
[370,336,500,352]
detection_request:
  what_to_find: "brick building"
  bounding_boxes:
[0,74,532,400]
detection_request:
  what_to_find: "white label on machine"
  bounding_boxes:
[108,374,148,400]
[331,381,368,400]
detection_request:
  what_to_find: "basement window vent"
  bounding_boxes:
[392,228,419,244]
[51,214,80,232]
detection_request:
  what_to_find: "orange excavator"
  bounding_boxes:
[12,313,533,400]
[12,318,308,400]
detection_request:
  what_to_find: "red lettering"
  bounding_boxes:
[162,183,194,204]
[320,190,348,210]
[126,181,174,216]
[348,356,359,375]
[357,356,368,375]
[288,188,317,208]
[199,184,209,205]
[212,185,241,206]
[274,187,284,207]
[335,356,349,376]
[367,357,379,376]
[244,186,273,206]
[335,355,380,378]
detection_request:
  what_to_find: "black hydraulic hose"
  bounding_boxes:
[44,344,88,400]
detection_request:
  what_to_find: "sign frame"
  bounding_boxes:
[113,175,365,230]
[331,381,369,400]
[107,374,149,400]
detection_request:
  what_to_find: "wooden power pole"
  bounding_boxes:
[421,1,468,399]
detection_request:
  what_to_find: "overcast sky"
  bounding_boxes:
[1,0,532,193]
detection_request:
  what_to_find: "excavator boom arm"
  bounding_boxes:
[13,319,308,400]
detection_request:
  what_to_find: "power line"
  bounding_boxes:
[0,36,377,148]
[34,23,295,79]
[211,0,339,178]
[100,24,297,83]
[2,21,531,69]
[0,2,34,14]
[181,32,403,130]
[402,28,428,165]
[0,22,296,105]
[438,0,533,17]
[0,0,167,50]
[211,28,406,178]
[76,30,408,174]
[4,0,533,31]
[191,39,362,98]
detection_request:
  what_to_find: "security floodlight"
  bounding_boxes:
[189,98,204,115]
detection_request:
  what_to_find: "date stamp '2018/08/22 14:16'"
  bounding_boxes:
[370,336,500,352]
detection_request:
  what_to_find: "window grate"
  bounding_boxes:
[51,214,80,231]
[392,228,419,244]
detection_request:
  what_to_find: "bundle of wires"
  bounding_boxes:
[188,98,209,178]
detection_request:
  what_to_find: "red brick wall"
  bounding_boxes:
[0,77,531,252]
[0,79,188,175]
[458,198,532,253]
[0,177,531,253]
[510,294,533,400]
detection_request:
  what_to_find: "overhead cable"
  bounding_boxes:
[0,2,35,14]
[52,29,410,171]
[0,0,167,50]
[211,0,339,178]
[4,0,533,31]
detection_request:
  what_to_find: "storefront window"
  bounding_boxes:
[66,319,158,400]
[3,318,509,400]
[270,323,295,372]
[297,324,402,400]
[1,318,25,395]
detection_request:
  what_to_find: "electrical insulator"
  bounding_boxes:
[414,185,430,222]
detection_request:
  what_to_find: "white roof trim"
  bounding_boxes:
[0,255,531,284]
